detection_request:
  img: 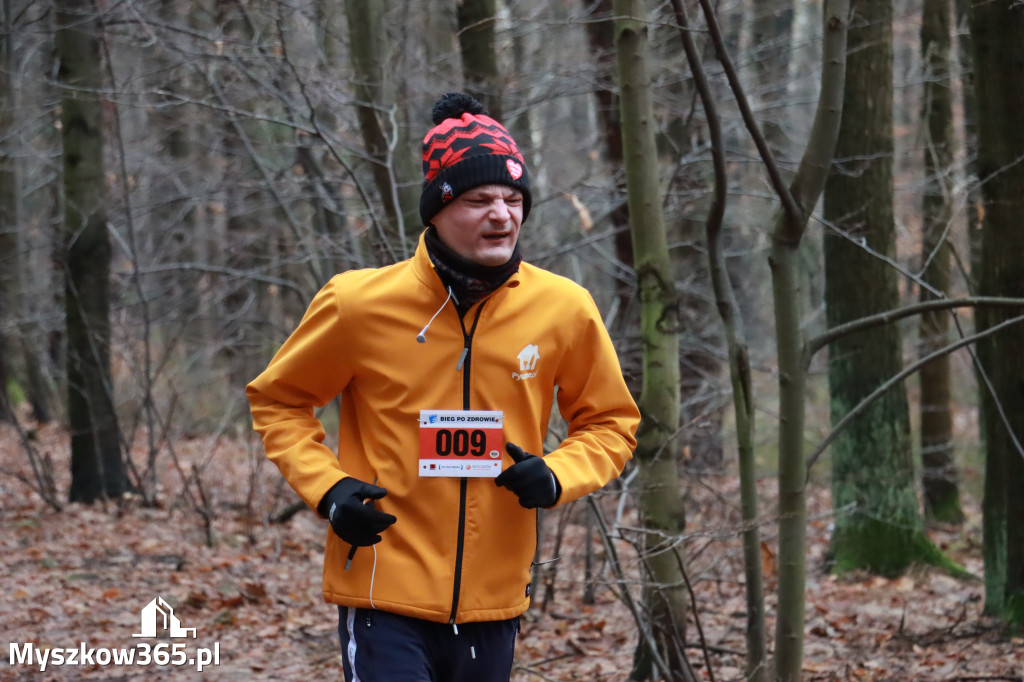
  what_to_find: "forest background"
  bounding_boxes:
[1,0,1023,680]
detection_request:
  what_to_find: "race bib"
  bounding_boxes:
[419,409,504,477]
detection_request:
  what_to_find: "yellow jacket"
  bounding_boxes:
[247,234,639,624]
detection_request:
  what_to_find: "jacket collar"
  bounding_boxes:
[410,230,521,299]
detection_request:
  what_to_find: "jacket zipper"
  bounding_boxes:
[448,301,486,625]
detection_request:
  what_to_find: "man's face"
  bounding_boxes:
[431,184,523,267]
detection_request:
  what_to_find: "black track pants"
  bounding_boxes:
[337,606,519,682]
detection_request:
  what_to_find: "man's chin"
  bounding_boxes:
[473,249,514,267]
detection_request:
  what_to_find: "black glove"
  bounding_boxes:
[317,477,397,547]
[495,443,561,509]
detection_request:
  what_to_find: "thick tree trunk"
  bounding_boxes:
[57,0,125,503]
[457,0,502,120]
[970,0,1024,626]
[823,0,931,575]
[918,0,963,525]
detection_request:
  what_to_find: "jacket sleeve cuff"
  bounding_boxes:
[316,480,344,517]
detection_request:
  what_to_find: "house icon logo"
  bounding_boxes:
[517,344,540,372]
[513,344,540,382]
[133,596,196,638]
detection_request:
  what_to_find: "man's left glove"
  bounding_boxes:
[317,477,397,547]
[495,443,561,509]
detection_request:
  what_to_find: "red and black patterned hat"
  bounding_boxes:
[419,92,532,226]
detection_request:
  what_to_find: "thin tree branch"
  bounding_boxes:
[671,4,766,680]
[807,296,1024,359]
[806,313,1024,473]
[272,8,396,265]
[205,73,324,289]
[819,212,949,296]
[586,495,675,682]
[694,0,801,229]
[382,104,410,260]
[135,262,305,296]
[0,400,62,511]
[672,550,717,682]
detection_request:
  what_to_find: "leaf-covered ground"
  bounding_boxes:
[1,423,1021,681]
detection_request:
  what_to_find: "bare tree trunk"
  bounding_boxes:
[729,0,850,676]
[296,1,353,278]
[0,0,16,422]
[918,0,963,525]
[766,0,849,667]
[214,0,277,423]
[581,0,635,339]
[970,0,1024,627]
[154,0,203,347]
[457,0,502,119]
[11,1,54,425]
[751,0,795,159]
[310,1,354,277]
[344,0,419,262]
[671,3,766,677]
[681,2,848,678]
[823,0,936,576]
[57,0,125,503]
[954,0,981,294]
[613,2,689,680]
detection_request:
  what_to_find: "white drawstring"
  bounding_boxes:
[417,286,458,343]
[369,544,378,610]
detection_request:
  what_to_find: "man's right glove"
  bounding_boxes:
[495,443,561,509]
[317,477,397,547]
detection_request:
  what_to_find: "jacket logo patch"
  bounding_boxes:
[513,344,539,381]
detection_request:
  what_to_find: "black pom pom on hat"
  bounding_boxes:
[432,92,487,124]
[419,92,531,226]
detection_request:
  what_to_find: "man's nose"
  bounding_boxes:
[489,199,512,221]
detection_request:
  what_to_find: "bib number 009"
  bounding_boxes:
[419,409,503,478]
[434,428,487,457]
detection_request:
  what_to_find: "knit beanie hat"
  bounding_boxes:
[419,92,532,226]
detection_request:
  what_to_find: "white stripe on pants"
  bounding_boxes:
[346,607,362,682]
